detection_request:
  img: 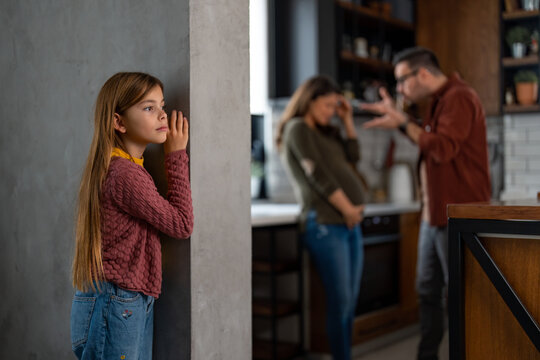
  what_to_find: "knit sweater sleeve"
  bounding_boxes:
[108,150,194,239]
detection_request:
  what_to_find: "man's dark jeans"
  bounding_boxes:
[416,221,448,360]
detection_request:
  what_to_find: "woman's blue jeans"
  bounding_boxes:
[70,282,155,360]
[304,211,364,360]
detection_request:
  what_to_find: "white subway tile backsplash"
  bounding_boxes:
[499,187,530,201]
[514,144,540,157]
[504,130,527,142]
[527,130,540,142]
[514,143,540,157]
[503,115,513,128]
[503,114,540,200]
[528,160,540,171]
[511,114,540,128]
[505,159,527,171]
[505,173,513,186]
[512,172,540,186]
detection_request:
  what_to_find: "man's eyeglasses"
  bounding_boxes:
[396,69,419,85]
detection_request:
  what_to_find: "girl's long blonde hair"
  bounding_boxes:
[72,72,163,291]
[275,75,341,148]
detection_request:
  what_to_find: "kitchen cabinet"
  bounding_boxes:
[251,202,421,356]
[448,199,540,358]
[500,5,540,114]
[309,210,421,351]
[252,222,305,360]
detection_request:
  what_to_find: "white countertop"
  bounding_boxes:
[251,201,421,227]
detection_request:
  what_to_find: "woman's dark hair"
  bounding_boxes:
[276,75,341,147]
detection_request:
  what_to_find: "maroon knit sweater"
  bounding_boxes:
[101,149,193,298]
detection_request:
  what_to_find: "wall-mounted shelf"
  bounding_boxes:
[340,50,394,72]
[335,0,414,31]
[502,55,540,67]
[502,9,540,20]
[503,104,540,113]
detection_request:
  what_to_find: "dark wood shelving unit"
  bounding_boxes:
[500,2,540,114]
[334,0,415,104]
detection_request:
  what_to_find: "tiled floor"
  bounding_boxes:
[356,331,449,360]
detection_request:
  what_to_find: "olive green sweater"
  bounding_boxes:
[280,118,365,229]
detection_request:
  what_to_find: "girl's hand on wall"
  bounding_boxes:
[164,110,189,153]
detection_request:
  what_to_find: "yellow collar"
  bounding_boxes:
[111,147,144,166]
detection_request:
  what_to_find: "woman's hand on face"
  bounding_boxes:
[343,205,365,229]
[164,110,189,154]
[336,95,353,123]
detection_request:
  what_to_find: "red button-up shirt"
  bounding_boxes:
[418,73,491,226]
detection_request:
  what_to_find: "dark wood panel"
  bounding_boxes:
[464,237,540,358]
[417,0,500,115]
[252,299,301,317]
[253,340,302,360]
[252,259,300,274]
[399,212,420,311]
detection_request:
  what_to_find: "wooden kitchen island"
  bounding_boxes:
[448,199,540,359]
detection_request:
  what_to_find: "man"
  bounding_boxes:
[362,47,491,360]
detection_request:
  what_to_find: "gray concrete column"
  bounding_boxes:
[189,1,251,360]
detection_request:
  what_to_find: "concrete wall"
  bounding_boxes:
[0,1,250,359]
[189,1,251,359]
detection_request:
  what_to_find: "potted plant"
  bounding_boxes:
[506,26,530,58]
[531,30,539,55]
[514,70,538,105]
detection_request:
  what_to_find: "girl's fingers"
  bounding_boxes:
[170,110,177,134]
[177,111,183,133]
[183,117,189,135]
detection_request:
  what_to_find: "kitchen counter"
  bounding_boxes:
[447,199,540,359]
[251,201,421,227]
[447,198,540,221]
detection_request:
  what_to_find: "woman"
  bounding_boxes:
[276,75,365,360]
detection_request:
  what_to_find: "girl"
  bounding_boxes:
[276,75,365,360]
[70,72,194,360]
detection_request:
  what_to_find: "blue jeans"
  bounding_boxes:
[70,282,155,360]
[304,211,364,360]
[416,221,448,360]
